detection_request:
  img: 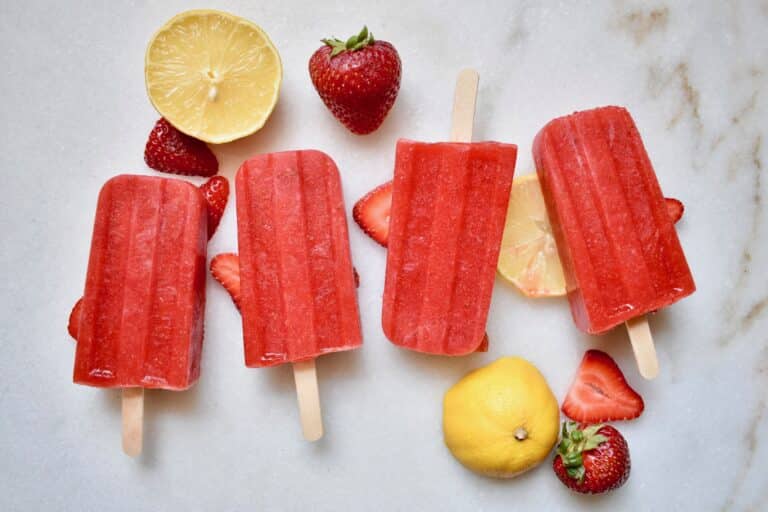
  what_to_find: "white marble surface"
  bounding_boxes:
[1,0,766,510]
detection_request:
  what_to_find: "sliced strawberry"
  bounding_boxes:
[475,333,489,352]
[200,176,229,239]
[144,118,218,177]
[561,350,644,423]
[665,197,684,224]
[67,298,83,341]
[210,253,241,310]
[353,181,392,246]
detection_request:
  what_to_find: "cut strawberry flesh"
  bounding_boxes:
[561,349,644,423]
[200,176,229,239]
[210,253,242,310]
[353,181,392,246]
[67,298,83,341]
[665,197,684,224]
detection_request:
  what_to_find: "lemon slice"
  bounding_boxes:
[145,10,282,144]
[497,174,566,297]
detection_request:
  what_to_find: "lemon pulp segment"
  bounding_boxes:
[497,174,566,297]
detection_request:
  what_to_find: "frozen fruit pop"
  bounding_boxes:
[381,70,516,356]
[236,150,362,440]
[75,175,207,388]
[235,150,362,366]
[382,139,517,355]
[533,106,695,378]
[74,174,207,454]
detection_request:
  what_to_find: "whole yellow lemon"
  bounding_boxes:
[443,357,560,478]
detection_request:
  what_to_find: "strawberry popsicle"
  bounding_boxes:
[235,150,361,440]
[74,174,208,389]
[533,106,695,335]
[382,139,517,355]
[74,174,207,456]
[235,150,362,366]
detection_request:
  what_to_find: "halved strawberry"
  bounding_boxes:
[210,253,241,310]
[353,181,392,246]
[665,197,684,224]
[200,176,229,240]
[561,350,644,423]
[144,118,218,177]
[475,333,489,352]
[67,298,83,341]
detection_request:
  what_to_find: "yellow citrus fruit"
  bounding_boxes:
[497,173,566,297]
[443,357,560,478]
[145,10,282,144]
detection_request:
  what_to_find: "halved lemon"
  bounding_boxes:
[145,10,282,144]
[497,174,566,297]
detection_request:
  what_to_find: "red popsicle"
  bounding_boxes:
[382,140,517,355]
[74,174,208,454]
[235,150,362,440]
[533,106,695,377]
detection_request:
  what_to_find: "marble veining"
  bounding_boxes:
[613,6,669,45]
[720,134,764,345]
[721,345,768,511]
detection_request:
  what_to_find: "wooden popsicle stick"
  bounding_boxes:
[293,359,323,441]
[625,315,659,380]
[122,387,144,457]
[450,69,479,142]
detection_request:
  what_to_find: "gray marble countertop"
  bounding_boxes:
[1,1,766,510]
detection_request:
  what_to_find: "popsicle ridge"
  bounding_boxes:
[534,106,695,334]
[383,140,517,355]
[236,150,362,367]
[614,109,693,294]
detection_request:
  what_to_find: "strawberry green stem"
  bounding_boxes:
[322,26,375,57]
[556,421,609,483]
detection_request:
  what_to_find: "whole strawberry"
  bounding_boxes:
[309,26,401,134]
[553,421,630,494]
[145,118,218,177]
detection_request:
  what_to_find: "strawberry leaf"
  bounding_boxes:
[324,26,376,58]
[567,465,586,482]
[582,424,605,438]
[583,434,609,451]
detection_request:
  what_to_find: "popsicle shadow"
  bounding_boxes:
[144,384,202,466]
[247,350,365,451]
[582,309,680,364]
[393,346,489,382]
[646,309,675,349]
[98,382,203,466]
[211,100,291,179]
[100,387,122,414]
[579,327,630,360]
[259,348,366,394]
